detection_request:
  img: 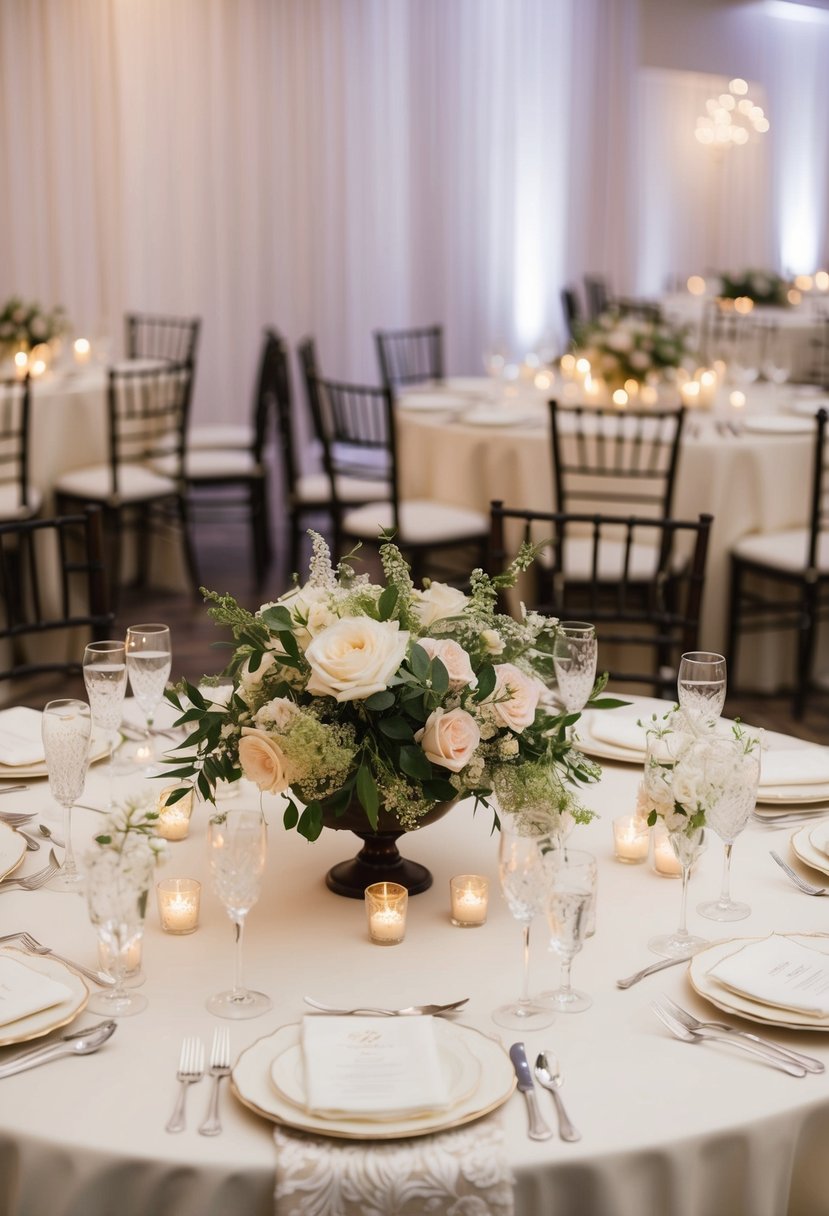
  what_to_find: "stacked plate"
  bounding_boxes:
[231,1019,515,1139]
[690,934,829,1032]
[0,820,27,881]
[0,946,88,1047]
[397,390,470,414]
[0,706,109,780]
[791,822,829,876]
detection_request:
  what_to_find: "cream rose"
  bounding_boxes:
[413,582,469,628]
[238,728,290,793]
[480,629,505,656]
[487,663,540,733]
[275,584,337,649]
[416,638,477,691]
[304,617,410,702]
[254,696,299,731]
[416,708,480,773]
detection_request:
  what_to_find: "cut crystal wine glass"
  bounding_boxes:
[83,640,127,809]
[207,808,272,1019]
[492,821,555,1030]
[697,736,761,922]
[85,847,153,1016]
[553,621,598,715]
[677,651,726,730]
[125,623,172,773]
[542,848,597,1013]
[42,699,91,892]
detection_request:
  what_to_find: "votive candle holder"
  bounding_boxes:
[156,878,201,934]
[449,875,489,926]
[612,815,650,864]
[156,783,195,841]
[365,881,408,945]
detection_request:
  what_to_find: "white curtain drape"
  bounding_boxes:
[0,0,826,428]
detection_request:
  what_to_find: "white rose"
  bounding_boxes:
[416,708,480,773]
[480,629,505,656]
[671,768,700,810]
[240,650,277,689]
[254,696,299,731]
[487,663,540,733]
[275,584,335,649]
[416,638,476,690]
[238,728,290,793]
[305,617,409,702]
[414,582,469,627]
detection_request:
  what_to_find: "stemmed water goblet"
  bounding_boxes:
[125,623,172,772]
[553,621,598,716]
[697,735,761,922]
[207,808,272,1019]
[492,821,555,1030]
[85,846,153,1016]
[644,730,709,959]
[542,848,597,1013]
[677,651,726,730]
[483,340,508,401]
[83,640,128,809]
[42,699,92,892]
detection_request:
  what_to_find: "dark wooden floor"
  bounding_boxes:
[15,501,829,745]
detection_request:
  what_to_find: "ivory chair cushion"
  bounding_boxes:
[0,485,42,521]
[153,451,262,480]
[187,424,255,451]
[342,500,488,544]
[732,528,829,573]
[55,464,179,505]
[295,473,391,506]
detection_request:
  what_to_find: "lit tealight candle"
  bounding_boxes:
[652,825,682,877]
[680,381,700,406]
[13,350,28,378]
[156,784,195,841]
[640,384,659,406]
[612,815,650,864]
[156,878,201,934]
[612,388,629,408]
[560,352,576,378]
[365,881,408,945]
[729,390,746,410]
[73,337,91,364]
[449,875,489,926]
[534,369,553,391]
[575,356,591,380]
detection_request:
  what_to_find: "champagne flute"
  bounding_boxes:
[553,621,598,715]
[492,822,555,1030]
[698,736,761,922]
[42,699,92,892]
[677,651,726,729]
[542,849,597,1012]
[85,847,153,1016]
[125,623,172,772]
[83,640,127,809]
[207,809,272,1019]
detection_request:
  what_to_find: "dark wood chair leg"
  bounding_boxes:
[794,581,818,720]
[175,496,202,600]
[725,557,743,695]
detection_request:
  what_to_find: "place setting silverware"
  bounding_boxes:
[0,785,28,796]
[651,997,808,1076]
[655,995,823,1074]
[616,954,694,989]
[770,850,828,896]
[198,1027,232,1136]
[0,849,61,892]
[534,1051,581,1142]
[0,931,116,986]
[0,1021,117,1079]
[303,997,469,1017]
[508,1042,553,1141]
[166,1037,205,1133]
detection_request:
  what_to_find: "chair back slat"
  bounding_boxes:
[108,362,193,494]
[125,313,201,364]
[374,325,443,392]
[0,376,30,507]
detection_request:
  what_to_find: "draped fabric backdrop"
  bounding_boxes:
[0,0,827,427]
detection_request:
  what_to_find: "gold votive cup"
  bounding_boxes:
[156,783,195,841]
[449,874,489,926]
[365,881,408,945]
[156,878,201,934]
[612,815,650,864]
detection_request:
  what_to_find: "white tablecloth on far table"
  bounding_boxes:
[2,702,829,1216]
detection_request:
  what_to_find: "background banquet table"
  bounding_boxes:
[2,708,829,1216]
[397,377,823,692]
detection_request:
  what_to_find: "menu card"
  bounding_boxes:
[0,707,44,767]
[760,748,829,788]
[301,1016,450,1119]
[707,935,829,1017]
[0,956,72,1026]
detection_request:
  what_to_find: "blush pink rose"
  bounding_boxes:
[238,728,289,793]
[415,638,477,691]
[488,663,540,733]
[416,708,480,773]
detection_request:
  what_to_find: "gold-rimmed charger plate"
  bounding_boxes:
[0,727,110,781]
[0,947,88,1046]
[0,820,27,881]
[689,934,829,1031]
[232,1020,514,1139]
[791,825,829,877]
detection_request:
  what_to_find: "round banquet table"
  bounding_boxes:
[2,705,829,1216]
[397,376,827,693]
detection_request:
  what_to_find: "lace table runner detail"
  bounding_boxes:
[274,1115,514,1216]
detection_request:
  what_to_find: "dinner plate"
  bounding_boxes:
[461,407,539,428]
[0,821,27,882]
[755,783,829,806]
[789,397,829,417]
[232,1020,514,1139]
[791,825,829,877]
[575,695,683,763]
[397,392,469,413]
[689,934,829,1031]
[269,1021,481,1118]
[443,376,491,395]
[740,415,814,435]
[0,947,88,1046]
[0,727,110,781]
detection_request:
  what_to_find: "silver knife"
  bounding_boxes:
[616,954,696,989]
[0,1021,116,1079]
[509,1042,553,1140]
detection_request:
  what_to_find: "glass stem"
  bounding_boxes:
[62,804,78,880]
[109,926,129,1003]
[719,842,734,907]
[107,730,116,811]
[676,862,691,940]
[232,915,247,997]
[519,922,532,1005]
[559,955,573,995]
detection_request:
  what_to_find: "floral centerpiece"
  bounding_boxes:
[717,270,789,307]
[0,296,68,354]
[571,310,695,389]
[166,534,616,894]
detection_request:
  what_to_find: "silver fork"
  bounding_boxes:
[12,931,115,987]
[303,996,469,1016]
[658,994,824,1074]
[770,850,828,896]
[0,811,37,825]
[651,1000,807,1076]
[198,1028,232,1136]
[166,1037,205,1133]
[0,849,60,892]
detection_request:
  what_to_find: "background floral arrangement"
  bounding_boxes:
[717,270,789,306]
[572,310,695,387]
[0,295,68,351]
[167,534,616,842]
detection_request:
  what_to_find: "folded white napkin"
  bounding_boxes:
[0,707,45,767]
[0,956,73,1026]
[301,1015,450,1120]
[274,1117,514,1216]
[586,712,648,753]
[707,934,829,1017]
[760,748,829,788]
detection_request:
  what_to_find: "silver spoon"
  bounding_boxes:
[0,1020,117,1079]
[38,824,65,849]
[534,1051,581,1142]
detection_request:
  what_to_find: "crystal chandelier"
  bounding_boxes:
[695,78,770,148]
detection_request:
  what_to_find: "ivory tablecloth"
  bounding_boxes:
[2,720,829,1216]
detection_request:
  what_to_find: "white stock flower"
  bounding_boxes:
[416,638,477,690]
[305,617,409,702]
